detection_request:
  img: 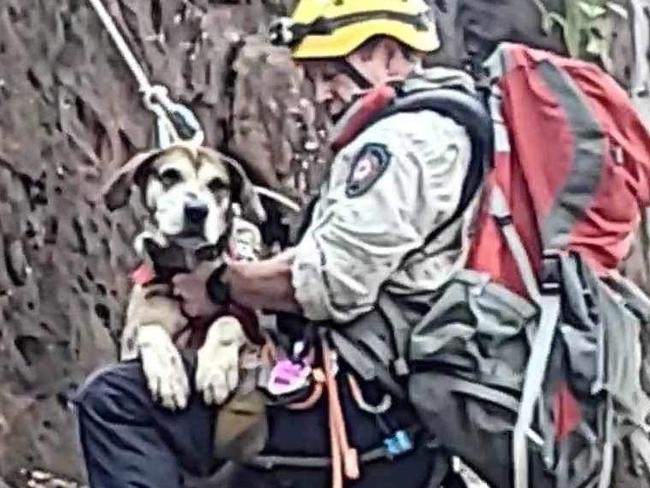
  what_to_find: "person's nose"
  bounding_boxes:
[314,78,333,104]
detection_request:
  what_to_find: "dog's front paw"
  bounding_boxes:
[137,325,190,410]
[196,317,246,405]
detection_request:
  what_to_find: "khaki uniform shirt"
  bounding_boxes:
[291,69,478,323]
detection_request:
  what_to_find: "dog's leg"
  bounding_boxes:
[196,316,246,405]
[124,284,191,410]
[136,324,190,410]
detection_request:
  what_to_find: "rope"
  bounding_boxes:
[347,374,392,415]
[322,339,360,488]
[253,186,301,213]
[86,0,204,147]
[286,368,325,410]
[87,0,150,90]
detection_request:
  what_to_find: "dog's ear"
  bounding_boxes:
[100,149,161,211]
[200,148,267,224]
[226,159,268,224]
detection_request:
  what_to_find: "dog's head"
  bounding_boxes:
[101,144,266,247]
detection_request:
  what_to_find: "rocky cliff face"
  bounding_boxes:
[0,0,648,486]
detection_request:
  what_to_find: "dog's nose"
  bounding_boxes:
[184,201,209,224]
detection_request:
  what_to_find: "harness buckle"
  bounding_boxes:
[540,249,562,295]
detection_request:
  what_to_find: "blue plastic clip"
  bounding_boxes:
[383,430,413,456]
[394,430,413,452]
[383,436,401,456]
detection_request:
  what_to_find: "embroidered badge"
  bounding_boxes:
[345,143,391,198]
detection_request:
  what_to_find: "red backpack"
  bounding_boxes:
[465,42,650,487]
[469,42,650,296]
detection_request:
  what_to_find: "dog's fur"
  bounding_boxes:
[103,143,266,410]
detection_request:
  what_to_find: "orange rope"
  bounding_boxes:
[287,368,325,410]
[275,338,360,488]
[260,338,278,365]
[347,374,392,414]
[322,340,360,485]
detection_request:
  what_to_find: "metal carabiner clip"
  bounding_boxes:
[142,85,205,148]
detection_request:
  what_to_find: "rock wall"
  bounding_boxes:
[0,0,324,483]
[0,0,648,486]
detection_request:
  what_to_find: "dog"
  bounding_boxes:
[102,143,267,411]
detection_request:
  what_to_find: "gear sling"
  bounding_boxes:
[330,42,650,488]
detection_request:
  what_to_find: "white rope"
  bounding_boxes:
[254,186,301,213]
[87,0,151,92]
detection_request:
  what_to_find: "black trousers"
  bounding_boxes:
[74,357,447,488]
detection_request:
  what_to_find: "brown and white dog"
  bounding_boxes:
[102,143,267,411]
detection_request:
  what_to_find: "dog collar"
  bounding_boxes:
[131,263,157,286]
[144,238,224,275]
[130,239,227,287]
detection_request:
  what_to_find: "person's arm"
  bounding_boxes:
[172,250,301,318]
[219,249,302,314]
[289,112,471,324]
[178,112,469,322]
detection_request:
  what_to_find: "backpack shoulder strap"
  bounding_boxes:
[366,87,493,263]
[350,86,494,379]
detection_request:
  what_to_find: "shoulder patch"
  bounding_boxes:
[345,143,391,198]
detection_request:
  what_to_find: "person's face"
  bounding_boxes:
[300,60,366,120]
[299,40,415,120]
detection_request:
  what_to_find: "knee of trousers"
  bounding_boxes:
[73,362,140,418]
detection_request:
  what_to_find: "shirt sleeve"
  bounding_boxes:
[291,111,471,323]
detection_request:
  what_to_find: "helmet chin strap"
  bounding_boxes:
[336,59,373,90]
[328,59,374,123]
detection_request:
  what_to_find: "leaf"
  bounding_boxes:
[563,22,583,56]
[585,32,604,55]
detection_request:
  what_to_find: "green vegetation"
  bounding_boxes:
[533,0,628,69]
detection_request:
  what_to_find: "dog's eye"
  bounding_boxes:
[207,178,228,193]
[159,169,182,187]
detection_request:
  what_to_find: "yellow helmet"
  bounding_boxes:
[269,0,440,60]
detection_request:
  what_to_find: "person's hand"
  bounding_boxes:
[172,261,224,318]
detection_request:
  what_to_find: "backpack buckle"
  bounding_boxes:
[540,250,562,295]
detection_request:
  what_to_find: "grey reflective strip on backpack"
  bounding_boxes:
[489,186,561,488]
[513,293,561,488]
[489,186,541,301]
[536,61,606,252]
[597,394,615,488]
